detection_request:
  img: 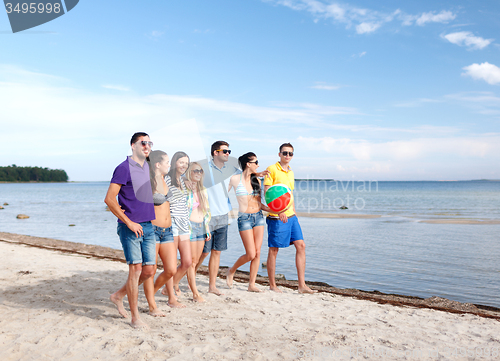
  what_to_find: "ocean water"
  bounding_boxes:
[1,181,499,308]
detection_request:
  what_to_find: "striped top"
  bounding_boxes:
[165,175,189,230]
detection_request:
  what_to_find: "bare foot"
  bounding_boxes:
[225,269,234,288]
[298,286,317,294]
[247,285,262,293]
[174,286,183,297]
[168,299,186,308]
[131,318,149,329]
[193,294,206,303]
[208,287,223,296]
[110,293,128,318]
[161,286,168,296]
[148,308,166,317]
[270,286,283,293]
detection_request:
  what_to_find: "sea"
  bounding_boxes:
[1,180,499,308]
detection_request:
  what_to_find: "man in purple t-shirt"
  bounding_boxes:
[105,132,156,329]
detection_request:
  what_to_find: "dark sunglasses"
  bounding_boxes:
[281,151,293,157]
[138,140,153,147]
[192,169,204,174]
[248,160,259,165]
[216,149,231,154]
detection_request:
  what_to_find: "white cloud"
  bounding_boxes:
[264,1,456,33]
[310,82,341,90]
[394,98,442,108]
[442,31,493,50]
[102,84,131,91]
[351,51,367,58]
[462,62,500,85]
[356,22,380,34]
[415,10,456,26]
[264,0,390,33]
[151,30,164,37]
[297,135,500,161]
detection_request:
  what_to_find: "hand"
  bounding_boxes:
[278,212,288,223]
[184,180,195,190]
[127,221,143,238]
[206,232,212,241]
[256,170,270,178]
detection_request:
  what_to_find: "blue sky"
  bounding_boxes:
[1,0,499,181]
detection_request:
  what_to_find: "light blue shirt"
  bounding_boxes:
[203,158,240,216]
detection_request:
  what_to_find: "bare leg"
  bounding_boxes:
[112,263,146,328]
[143,244,165,317]
[172,236,193,289]
[293,240,316,294]
[154,242,177,292]
[110,283,129,318]
[155,239,185,308]
[208,249,223,295]
[267,247,282,293]
[187,240,206,302]
[196,251,209,273]
[248,226,264,292]
[226,228,257,288]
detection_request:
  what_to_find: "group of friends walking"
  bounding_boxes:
[104,132,315,329]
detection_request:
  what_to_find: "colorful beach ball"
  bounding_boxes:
[265,184,292,213]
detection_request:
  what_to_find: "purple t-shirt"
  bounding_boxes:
[110,157,155,224]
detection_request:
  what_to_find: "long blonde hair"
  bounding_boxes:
[186,162,208,214]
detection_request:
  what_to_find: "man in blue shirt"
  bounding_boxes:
[196,141,239,295]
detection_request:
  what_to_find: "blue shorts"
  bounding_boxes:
[117,221,156,265]
[154,224,174,244]
[203,214,228,252]
[266,216,304,248]
[190,221,207,242]
[238,210,265,232]
[172,216,190,237]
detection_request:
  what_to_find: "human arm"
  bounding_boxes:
[104,183,144,237]
[255,170,270,178]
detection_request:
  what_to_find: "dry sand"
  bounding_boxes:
[1,240,500,360]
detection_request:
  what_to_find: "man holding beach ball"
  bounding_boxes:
[264,143,316,294]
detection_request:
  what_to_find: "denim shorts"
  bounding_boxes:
[190,221,206,242]
[154,224,174,244]
[172,216,190,237]
[266,215,304,248]
[237,210,265,232]
[117,221,156,265]
[203,214,228,252]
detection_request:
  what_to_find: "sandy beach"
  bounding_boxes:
[1,237,500,360]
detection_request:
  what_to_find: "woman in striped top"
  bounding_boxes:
[172,161,211,302]
[162,151,192,304]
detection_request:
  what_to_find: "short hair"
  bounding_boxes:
[211,140,229,157]
[130,132,149,145]
[279,143,294,152]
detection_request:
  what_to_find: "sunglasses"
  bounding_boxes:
[192,169,204,174]
[216,149,231,154]
[281,151,293,157]
[138,140,153,147]
[248,160,259,165]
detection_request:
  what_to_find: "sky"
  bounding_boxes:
[1,0,499,181]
